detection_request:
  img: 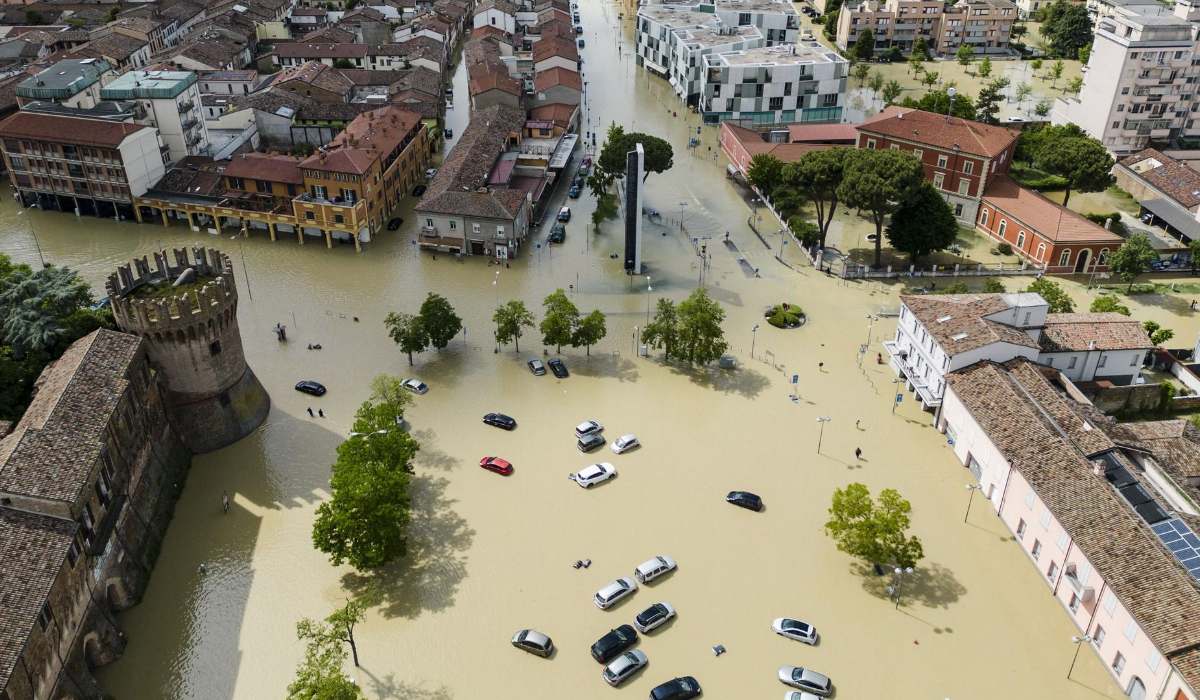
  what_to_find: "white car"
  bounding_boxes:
[575,420,603,438]
[784,693,823,700]
[603,649,648,686]
[634,555,677,584]
[772,618,818,645]
[574,463,616,488]
[778,666,832,696]
[594,576,638,609]
[634,602,676,633]
[611,434,639,454]
[401,378,428,394]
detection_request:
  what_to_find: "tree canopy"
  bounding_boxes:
[976,84,1002,125]
[1108,233,1156,292]
[676,287,729,364]
[641,298,680,359]
[824,483,924,570]
[493,300,536,352]
[853,28,875,61]
[900,88,977,120]
[1036,136,1114,207]
[540,289,579,352]
[885,181,959,264]
[418,293,462,351]
[1025,278,1075,313]
[837,149,926,267]
[1089,296,1131,315]
[746,154,785,197]
[572,309,607,355]
[596,125,674,185]
[780,148,851,249]
[1039,1,1093,57]
[384,312,427,366]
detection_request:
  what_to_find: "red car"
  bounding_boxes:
[480,456,514,475]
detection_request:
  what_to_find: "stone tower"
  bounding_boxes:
[106,247,270,453]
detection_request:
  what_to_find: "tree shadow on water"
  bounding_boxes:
[360,670,453,700]
[408,428,462,472]
[568,353,641,383]
[851,560,966,610]
[660,360,771,398]
[341,475,475,619]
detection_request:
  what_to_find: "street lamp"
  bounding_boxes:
[816,416,831,454]
[679,200,688,231]
[751,323,759,359]
[893,566,914,609]
[891,378,905,415]
[349,430,388,438]
[645,277,652,326]
[964,484,983,522]
[493,271,501,352]
[633,325,639,355]
[1068,635,1093,680]
[628,260,634,289]
[228,234,253,300]
[16,204,48,269]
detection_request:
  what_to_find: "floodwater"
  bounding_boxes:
[0,3,1136,699]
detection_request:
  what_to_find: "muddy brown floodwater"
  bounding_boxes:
[0,3,1140,699]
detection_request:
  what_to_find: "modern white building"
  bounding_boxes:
[883,292,1152,413]
[1052,3,1200,156]
[699,42,848,124]
[99,70,208,165]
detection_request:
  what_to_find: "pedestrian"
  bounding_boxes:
[318,408,325,418]
[855,447,862,460]
[222,491,229,514]
[307,407,313,417]
[855,420,861,430]
[1192,300,1197,310]
[819,362,825,372]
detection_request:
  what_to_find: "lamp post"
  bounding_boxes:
[228,234,253,300]
[679,200,688,231]
[493,271,500,352]
[816,416,831,453]
[628,260,634,289]
[964,484,983,522]
[645,277,652,326]
[893,566,914,609]
[751,323,759,359]
[17,204,48,269]
[1067,635,1093,680]
[349,430,388,438]
[633,325,639,355]
[891,378,905,415]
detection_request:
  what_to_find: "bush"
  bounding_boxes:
[1084,212,1127,237]
[766,303,804,328]
[996,242,1013,255]
[1010,164,1068,191]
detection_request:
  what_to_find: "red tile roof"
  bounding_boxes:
[534,66,581,92]
[787,123,858,143]
[532,36,578,62]
[900,293,1041,355]
[857,106,1018,159]
[1038,313,1152,352]
[0,110,143,148]
[224,152,304,185]
[982,176,1124,244]
[530,102,576,128]
[1117,148,1200,210]
[300,105,421,175]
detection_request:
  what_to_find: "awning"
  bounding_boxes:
[441,237,463,249]
[1141,198,1200,247]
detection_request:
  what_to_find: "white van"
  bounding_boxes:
[557,206,572,222]
[635,555,677,584]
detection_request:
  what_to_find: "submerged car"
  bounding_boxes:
[726,491,763,511]
[594,576,638,609]
[604,650,648,687]
[483,413,516,430]
[772,618,818,645]
[578,433,606,453]
[412,184,427,196]
[528,359,547,375]
[549,224,566,243]
[295,380,326,396]
[635,556,677,584]
[569,185,581,198]
[479,456,513,475]
[591,624,638,662]
[650,676,702,700]
[387,217,403,231]
[575,420,604,438]
[612,434,640,454]
[778,667,832,697]
[575,462,615,487]
[401,378,428,394]
[548,358,568,377]
[634,603,676,633]
[511,629,553,657]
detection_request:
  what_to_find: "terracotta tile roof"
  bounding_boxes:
[417,103,529,220]
[301,25,357,43]
[469,66,522,97]
[900,293,1041,355]
[338,68,404,87]
[162,0,205,23]
[275,60,353,97]
[726,120,838,164]
[465,34,514,66]
[80,32,147,61]
[786,123,859,143]
[224,152,303,185]
[0,508,76,688]
[1038,313,1152,352]
[857,105,1018,159]
[475,0,519,15]
[982,175,1124,244]
[299,105,422,174]
[471,25,513,40]
[0,109,144,148]
[532,36,578,62]
[948,359,1200,659]
[1118,148,1200,210]
[529,102,576,128]
[274,42,368,59]
[0,330,140,503]
[342,6,389,22]
[534,66,581,92]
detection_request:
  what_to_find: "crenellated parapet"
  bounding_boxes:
[106,247,240,341]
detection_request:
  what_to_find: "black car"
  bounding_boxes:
[649,676,702,700]
[573,174,584,187]
[550,224,566,243]
[483,412,517,430]
[387,217,403,231]
[295,380,327,396]
[548,358,568,378]
[591,624,638,663]
[578,433,605,453]
[726,491,762,511]
[444,128,453,139]
[413,185,427,196]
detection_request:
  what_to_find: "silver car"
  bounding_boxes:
[594,576,638,609]
[778,666,832,697]
[603,650,648,686]
[401,378,428,394]
[784,693,823,700]
[574,420,603,438]
[611,434,640,454]
[511,629,553,657]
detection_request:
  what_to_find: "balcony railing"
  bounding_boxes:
[181,117,199,131]
[178,100,194,113]
[1062,568,1095,601]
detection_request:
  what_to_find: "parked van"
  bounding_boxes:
[634,555,677,584]
[558,206,571,222]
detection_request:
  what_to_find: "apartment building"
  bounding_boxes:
[699,42,848,125]
[836,0,1015,56]
[15,58,114,109]
[1052,4,1200,156]
[940,359,1200,700]
[99,70,208,164]
[855,106,1019,222]
[0,110,166,220]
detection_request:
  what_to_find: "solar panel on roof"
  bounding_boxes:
[1120,483,1154,507]
[1151,518,1200,582]
[1135,500,1169,524]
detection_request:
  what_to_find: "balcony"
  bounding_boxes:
[882,340,942,408]
[178,100,195,113]
[181,117,199,131]
[421,224,438,234]
[1062,566,1095,601]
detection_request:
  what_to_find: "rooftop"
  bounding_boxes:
[223,152,304,185]
[1118,148,1200,211]
[0,108,144,148]
[858,106,1019,159]
[274,60,353,97]
[534,66,582,92]
[79,32,148,62]
[1038,313,1152,352]
[417,102,529,219]
[16,58,110,99]
[636,5,717,28]
[709,41,847,66]
[900,292,1043,355]
[723,121,839,164]
[196,70,257,82]
[299,104,421,175]
[678,23,761,48]
[982,176,1125,244]
[100,69,197,100]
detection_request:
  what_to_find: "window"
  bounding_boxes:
[1147,649,1162,673]
[954,203,963,217]
[1059,250,1071,267]
[256,180,271,193]
[1098,355,1107,368]
[473,223,481,234]
[999,220,1008,237]
[228,176,244,189]
[1041,508,1051,528]
[1067,356,1078,370]
[305,211,315,220]
[769,96,784,111]
[958,178,970,195]
[937,154,949,168]
[1057,531,1069,550]
[822,93,837,106]
[1047,562,1059,580]
[1069,594,1081,613]
[448,220,456,230]
[1112,652,1126,675]
[913,149,923,160]
[963,161,974,175]
[1032,539,1043,559]
[1098,248,1109,265]
[934,172,945,189]
[1094,626,1106,647]
[209,340,221,355]
[980,209,989,226]
[1036,243,1046,260]
[311,185,327,200]
[1104,591,1117,615]
[1124,620,1137,643]
[67,538,81,567]
[80,504,95,547]
[1130,355,1139,367]
[340,188,357,203]
[1016,519,1027,539]
[867,138,876,149]
[1046,357,1054,367]
[1025,488,1036,508]
[37,605,52,632]
[890,144,900,151]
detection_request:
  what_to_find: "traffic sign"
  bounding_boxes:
[792,374,798,384]
[895,394,903,403]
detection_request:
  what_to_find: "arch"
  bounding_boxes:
[1126,676,1146,700]
[187,326,196,342]
[998,219,1008,237]
[980,208,989,227]
[1016,231,1025,249]
[175,330,185,344]
[1098,248,1110,266]
[1074,249,1090,273]
[1059,249,1071,268]
[1035,243,1046,261]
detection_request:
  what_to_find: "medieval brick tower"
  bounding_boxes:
[106,247,270,453]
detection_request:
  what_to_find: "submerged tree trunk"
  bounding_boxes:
[406,352,413,366]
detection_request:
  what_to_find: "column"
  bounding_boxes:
[297,226,304,245]
[161,209,169,227]
[324,229,332,249]
[354,229,361,253]
[269,222,277,242]
[241,219,249,238]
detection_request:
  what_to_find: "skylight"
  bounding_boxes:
[951,332,968,340]
[936,315,952,323]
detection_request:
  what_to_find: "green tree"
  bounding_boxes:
[1066,76,1083,95]
[881,79,903,105]
[287,622,364,700]
[824,483,924,570]
[641,298,679,359]
[746,153,785,198]
[297,592,376,670]
[956,43,974,71]
[936,281,969,295]
[780,148,851,250]
[1037,136,1114,207]
[837,149,925,267]
[540,289,578,352]
[906,54,924,76]
[572,309,607,355]
[824,7,841,37]
[418,293,462,351]
[976,84,1002,125]
[1015,122,1085,167]
[25,9,42,24]
[853,28,875,61]
[596,129,673,185]
[383,311,427,366]
[333,58,355,69]
[1049,59,1065,87]
[1030,57,1043,74]
[982,278,1006,293]
[294,142,316,157]
[789,218,821,247]
[922,70,939,91]
[1015,81,1033,107]
[1079,42,1092,63]
[912,37,930,59]
[493,300,536,352]
[107,6,120,20]
[1034,100,1051,118]
[1108,233,1156,292]
[1190,238,1200,274]
[0,265,97,360]
[676,287,729,364]
[854,62,870,86]
[1143,320,1174,346]
[901,88,976,120]
[1044,3,1092,57]
[1090,296,1131,315]
[868,71,884,95]
[1025,278,1075,313]
[978,56,993,79]
[885,182,958,264]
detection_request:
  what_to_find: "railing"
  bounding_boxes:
[178,100,194,113]
[181,117,199,131]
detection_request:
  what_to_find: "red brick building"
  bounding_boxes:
[854,106,1019,223]
[977,175,1123,274]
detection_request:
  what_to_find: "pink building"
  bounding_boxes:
[941,358,1200,700]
